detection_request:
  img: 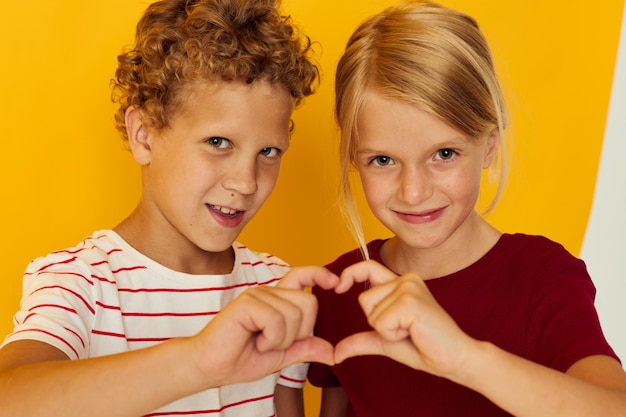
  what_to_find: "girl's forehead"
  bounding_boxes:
[356,99,475,146]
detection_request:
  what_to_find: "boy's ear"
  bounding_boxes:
[125,106,152,166]
[482,128,501,169]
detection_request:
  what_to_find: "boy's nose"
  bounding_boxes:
[222,160,258,195]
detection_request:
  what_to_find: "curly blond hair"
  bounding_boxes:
[111,0,319,141]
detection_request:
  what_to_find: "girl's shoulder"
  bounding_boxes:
[498,233,575,261]
[484,233,587,283]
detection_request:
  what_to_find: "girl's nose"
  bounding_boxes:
[398,166,433,205]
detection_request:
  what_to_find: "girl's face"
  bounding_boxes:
[354,91,499,252]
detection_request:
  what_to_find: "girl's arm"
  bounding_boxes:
[460,343,626,416]
[335,262,626,417]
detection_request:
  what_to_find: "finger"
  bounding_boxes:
[262,286,320,342]
[204,290,276,356]
[357,281,399,317]
[336,260,399,293]
[277,266,339,291]
[366,292,414,341]
[243,287,317,351]
[360,275,424,340]
[334,332,423,370]
[221,290,286,352]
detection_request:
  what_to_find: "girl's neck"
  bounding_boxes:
[379,217,501,280]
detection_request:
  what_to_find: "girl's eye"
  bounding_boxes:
[435,148,457,161]
[370,155,394,166]
[260,147,281,158]
[207,137,231,149]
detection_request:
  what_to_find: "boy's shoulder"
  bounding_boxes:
[27,234,292,273]
[232,243,291,284]
[25,230,122,274]
[23,235,292,289]
[233,243,289,266]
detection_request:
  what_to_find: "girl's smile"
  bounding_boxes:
[394,206,447,225]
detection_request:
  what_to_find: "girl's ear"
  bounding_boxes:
[482,128,501,169]
[125,106,152,166]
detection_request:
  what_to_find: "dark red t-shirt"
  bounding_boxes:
[309,234,619,417]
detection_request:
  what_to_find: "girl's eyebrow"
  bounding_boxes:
[356,148,382,154]
[355,148,394,157]
[356,136,468,153]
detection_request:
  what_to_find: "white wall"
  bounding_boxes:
[581,5,626,365]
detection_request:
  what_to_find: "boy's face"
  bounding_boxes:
[135,80,293,260]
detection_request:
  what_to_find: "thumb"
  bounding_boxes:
[334,332,421,370]
[334,331,385,363]
[281,336,335,367]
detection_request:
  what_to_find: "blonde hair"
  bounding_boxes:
[335,0,508,258]
[111,0,319,141]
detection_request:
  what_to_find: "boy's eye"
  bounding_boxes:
[207,137,231,149]
[260,147,281,158]
[371,155,394,166]
[435,148,456,161]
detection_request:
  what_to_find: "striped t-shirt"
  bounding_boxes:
[2,230,307,416]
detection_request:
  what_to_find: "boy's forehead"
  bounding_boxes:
[183,78,290,97]
[163,78,295,131]
[176,79,293,111]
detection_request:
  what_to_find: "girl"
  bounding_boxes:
[308,1,626,416]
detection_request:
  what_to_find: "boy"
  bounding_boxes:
[0,0,329,415]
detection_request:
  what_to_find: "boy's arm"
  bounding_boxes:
[0,335,203,417]
[0,266,338,417]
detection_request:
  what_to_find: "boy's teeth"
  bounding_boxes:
[213,205,237,215]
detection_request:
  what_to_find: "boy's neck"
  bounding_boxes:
[114,208,235,276]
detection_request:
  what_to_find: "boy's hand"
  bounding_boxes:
[190,266,338,389]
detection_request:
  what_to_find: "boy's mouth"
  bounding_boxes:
[208,204,240,218]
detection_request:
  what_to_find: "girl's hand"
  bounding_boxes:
[334,261,477,380]
[190,266,339,389]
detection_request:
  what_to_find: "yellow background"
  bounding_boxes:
[0,1,623,415]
